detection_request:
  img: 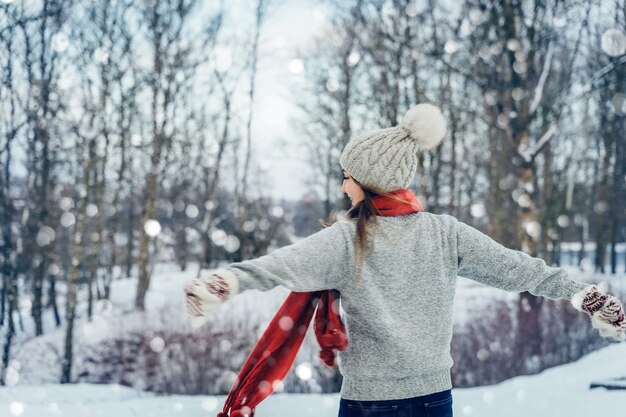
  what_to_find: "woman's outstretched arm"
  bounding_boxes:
[209,220,352,295]
[183,220,353,324]
[452,216,625,340]
[454,217,589,300]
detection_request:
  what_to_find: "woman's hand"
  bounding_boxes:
[184,272,234,328]
[571,284,626,341]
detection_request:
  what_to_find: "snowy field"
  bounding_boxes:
[2,341,625,417]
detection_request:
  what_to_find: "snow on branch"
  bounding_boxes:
[529,42,554,116]
[520,124,558,163]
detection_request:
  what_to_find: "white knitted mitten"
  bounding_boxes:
[183,269,239,328]
[571,284,626,342]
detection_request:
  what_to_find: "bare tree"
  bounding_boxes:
[0,1,25,386]
[13,0,73,338]
[234,0,272,261]
[294,5,366,218]
[587,8,626,274]
[134,0,204,310]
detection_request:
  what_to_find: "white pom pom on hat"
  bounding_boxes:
[400,103,447,151]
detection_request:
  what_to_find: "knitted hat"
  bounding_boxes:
[340,103,447,192]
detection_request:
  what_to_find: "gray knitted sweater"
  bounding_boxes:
[213,212,589,401]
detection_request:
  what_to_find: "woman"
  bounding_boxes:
[184,103,626,417]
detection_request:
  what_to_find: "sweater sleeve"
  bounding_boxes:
[210,220,352,295]
[454,218,589,300]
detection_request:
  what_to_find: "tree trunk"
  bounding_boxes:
[176,210,188,271]
[514,158,545,373]
[126,194,135,279]
[136,150,159,310]
[0,270,17,386]
[62,134,94,383]
[48,274,61,327]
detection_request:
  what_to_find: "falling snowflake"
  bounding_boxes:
[524,221,541,238]
[210,228,227,245]
[470,203,485,218]
[36,226,56,246]
[288,58,304,74]
[444,40,459,54]
[278,315,294,331]
[347,51,360,66]
[483,91,497,106]
[223,235,240,253]
[476,349,489,361]
[601,28,626,57]
[496,113,509,127]
[131,133,142,147]
[9,402,24,416]
[144,219,161,236]
[296,362,312,380]
[511,87,525,101]
[517,194,531,208]
[270,205,284,218]
[243,220,255,233]
[507,39,521,51]
[48,263,60,275]
[271,379,284,392]
[204,200,216,211]
[185,204,199,218]
[557,214,570,228]
[594,200,608,214]
[86,203,98,217]
[149,337,165,353]
[60,212,75,227]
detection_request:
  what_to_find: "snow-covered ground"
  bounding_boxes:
[2,341,625,416]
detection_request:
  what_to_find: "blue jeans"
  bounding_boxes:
[338,389,453,417]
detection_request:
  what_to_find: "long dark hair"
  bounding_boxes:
[320,176,418,285]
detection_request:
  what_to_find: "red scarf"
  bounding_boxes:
[217,189,424,417]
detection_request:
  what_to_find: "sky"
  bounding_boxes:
[220,0,330,203]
